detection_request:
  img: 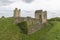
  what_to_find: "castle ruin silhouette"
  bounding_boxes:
[14,8,47,34]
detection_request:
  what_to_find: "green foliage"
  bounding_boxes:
[1,16,5,18]
[48,17,60,21]
[17,21,28,34]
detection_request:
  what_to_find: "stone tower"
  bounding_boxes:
[35,10,47,24]
[14,8,20,18]
[14,8,21,23]
[35,10,42,19]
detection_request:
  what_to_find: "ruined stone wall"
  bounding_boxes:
[14,17,41,34]
[13,8,47,34]
[27,19,42,34]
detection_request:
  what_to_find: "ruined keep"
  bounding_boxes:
[14,8,47,34]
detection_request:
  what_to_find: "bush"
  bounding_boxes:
[1,16,5,18]
[17,21,28,34]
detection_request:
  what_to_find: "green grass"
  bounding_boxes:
[0,18,60,40]
[0,18,20,40]
[41,21,60,40]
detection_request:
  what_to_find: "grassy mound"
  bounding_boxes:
[0,18,20,40]
[0,18,60,40]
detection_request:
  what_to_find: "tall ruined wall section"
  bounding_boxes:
[14,8,20,18]
[35,10,47,24]
[14,8,21,23]
[42,11,47,24]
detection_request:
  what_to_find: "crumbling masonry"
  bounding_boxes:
[14,8,47,34]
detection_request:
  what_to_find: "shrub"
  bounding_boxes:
[17,21,28,34]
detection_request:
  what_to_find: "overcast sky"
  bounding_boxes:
[0,0,60,18]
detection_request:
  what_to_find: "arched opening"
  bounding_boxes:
[39,15,42,23]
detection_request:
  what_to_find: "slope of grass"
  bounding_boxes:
[0,18,60,40]
[0,18,20,40]
[40,21,60,40]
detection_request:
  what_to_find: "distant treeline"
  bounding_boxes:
[48,17,60,21]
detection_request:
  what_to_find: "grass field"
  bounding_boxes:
[0,18,60,40]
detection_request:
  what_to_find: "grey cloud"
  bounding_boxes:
[1,0,12,3]
[22,0,34,3]
[0,0,14,6]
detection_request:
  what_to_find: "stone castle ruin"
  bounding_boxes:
[14,8,47,34]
